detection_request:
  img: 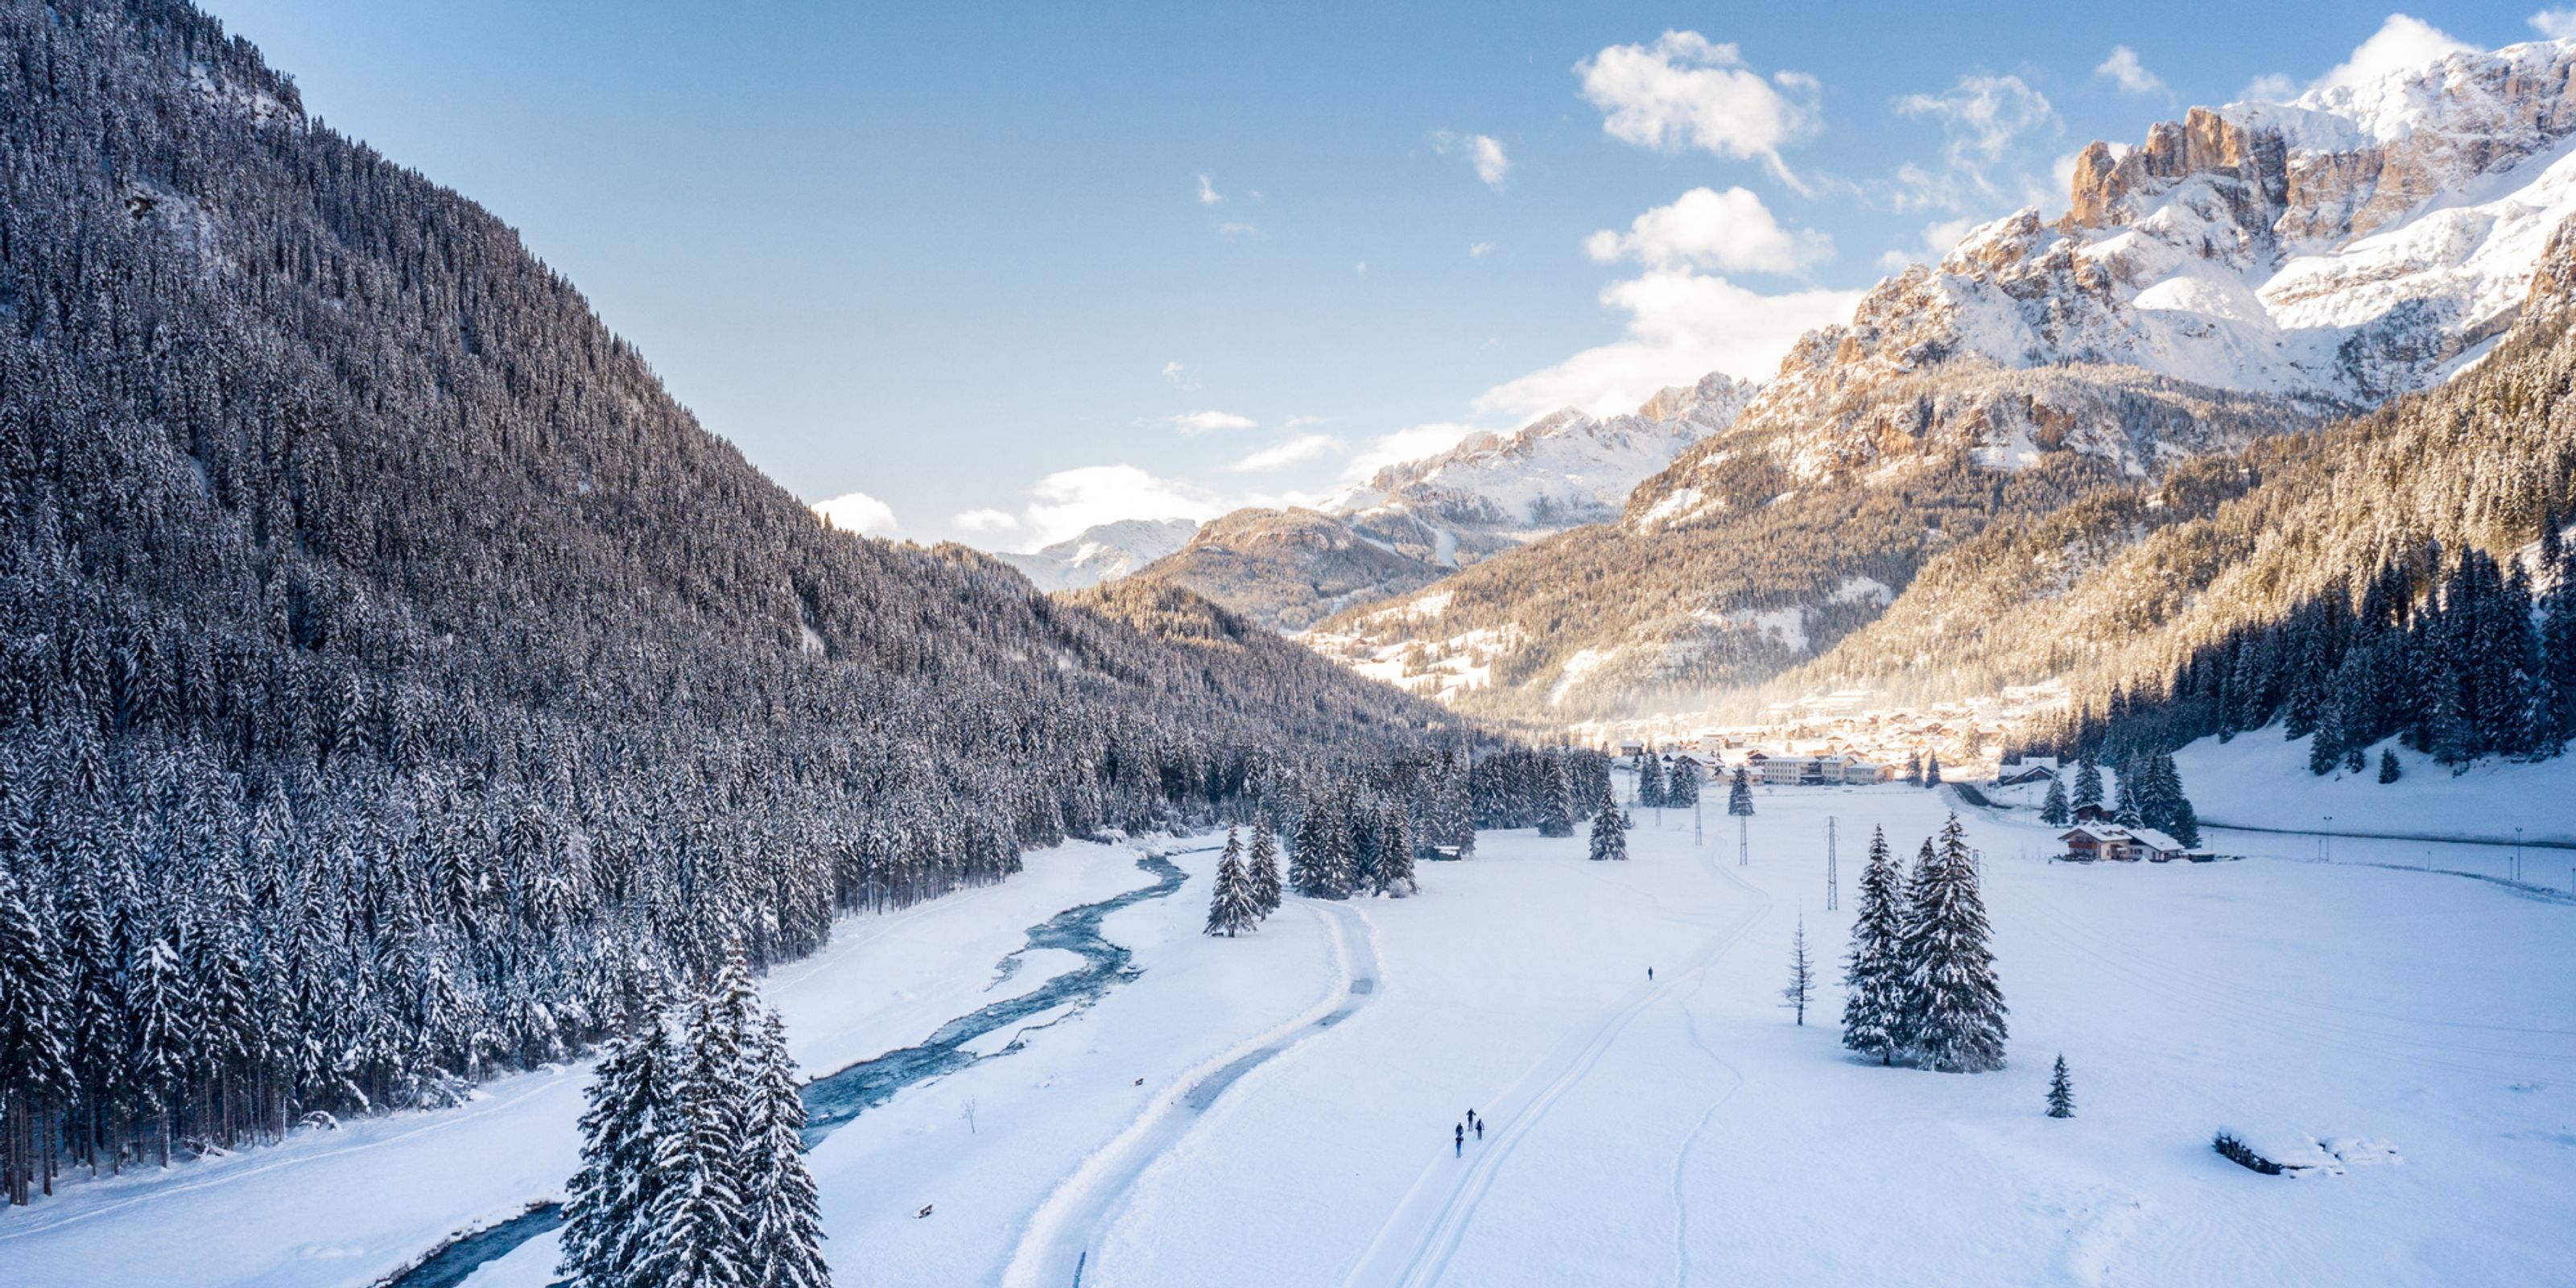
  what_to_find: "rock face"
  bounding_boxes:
[1318,35,2576,720]
[1121,507,1445,632]
[996,518,1198,592]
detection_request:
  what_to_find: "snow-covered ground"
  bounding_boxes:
[7,777,2572,1286]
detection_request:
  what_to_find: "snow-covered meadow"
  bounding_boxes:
[6,759,2572,1287]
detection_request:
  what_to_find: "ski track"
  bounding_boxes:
[1001,898,1377,1288]
[1666,837,1765,1288]
[1340,842,1771,1288]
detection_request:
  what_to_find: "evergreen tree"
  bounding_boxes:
[1781,914,1814,1025]
[2039,777,2070,826]
[559,1016,675,1288]
[1246,812,1283,914]
[1728,767,1756,817]
[741,1011,828,1288]
[1290,804,1348,899]
[1204,828,1261,935]
[1839,828,1908,1066]
[1904,753,1923,786]
[2378,748,2403,783]
[1666,756,1703,810]
[1373,799,1418,897]
[1898,815,2008,1073]
[636,994,751,1288]
[2072,756,2103,811]
[2046,1055,2074,1119]
[1636,753,1666,809]
[126,937,194,1166]
[1924,753,1943,788]
[0,866,72,1204]
[1587,795,1628,862]
[1536,762,1577,839]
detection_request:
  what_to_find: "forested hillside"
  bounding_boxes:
[0,0,1462,1204]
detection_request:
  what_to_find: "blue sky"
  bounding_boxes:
[201,2,2554,550]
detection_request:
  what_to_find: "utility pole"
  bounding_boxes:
[1825,816,1839,910]
[1693,799,1703,847]
[2513,827,2524,884]
[1739,814,1748,868]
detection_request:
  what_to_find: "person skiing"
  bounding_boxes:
[1474,1117,1484,1141]
[1648,966,1654,981]
[1454,1123,1464,1157]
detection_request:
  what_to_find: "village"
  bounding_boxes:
[1581,684,2217,864]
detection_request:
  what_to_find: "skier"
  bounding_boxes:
[1474,1117,1484,1141]
[1455,1123,1464,1157]
[1647,967,1654,981]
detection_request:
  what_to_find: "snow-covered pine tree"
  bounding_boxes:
[2072,756,2103,810]
[1924,753,1943,788]
[559,1014,675,1288]
[1636,753,1666,809]
[1247,812,1283,914]
[2039,777,2070,826]
[1205,828,1260,935]
[0,865,72,1204]
[2379,748,2403,782]
[1898,815,2008,1073]
[1840,828,1907,1065]
[1904,753,1923,786]
[1536,762,1577,839]
[1666,756,1702,810]
[741,1010,829,1288]
[2046,1054,2075,1118]
[1727,767,1755,817]
[1587,794,1628,862]
[1290,803,1345,899]
[2154,753,2202,847]
[127,935,193,1166]
[1374,799,1418,897]
[1781,914,1814,1025]
[637,993,751,1288]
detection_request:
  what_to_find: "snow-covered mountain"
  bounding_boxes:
[997,518,1199,592]
[1314,35,2576,720]
[1124,374,1757,630]
[1640,36,2576,523]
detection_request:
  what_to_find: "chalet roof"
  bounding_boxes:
[2058,826,2130,843]
[2129,828,2187,852]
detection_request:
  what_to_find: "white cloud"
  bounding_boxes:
[811,490,898,537]
[1890,74,2059,211]
[952,507,1019,533]
[1225,433,1342,473]
[2537,8,2576,39]
[1159,360,1199,390]
[1469,240,1498,258]
[1430,131,1513,188]
[2311,14,2471,93]
[1166,409,1257,434]
[1195,173,1223,205]
[1340,423,1485,485]
[2244,14,2475,103]
[1584,186,1832,274]
[1020,465,1224,547]
[2095,46,2166,96]
[1474,268,1860,419]
[1217,221,1261,237]
[1575,31,1821,188]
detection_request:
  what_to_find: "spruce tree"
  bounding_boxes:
[741,1011,829,1288]
[1246,812,1283,914]
[1924,753,1943,788]
[560,1015,675,1288]
[1204,828,1260,935]
[1898,815,2008,1073]
[0,867,72,1204]
[636,993,751,1288]
[1536,763,1577,839]
[2039,777,2070,826]
[1290,804,1345,899]
[1904,753,1923,786]
[1781,914,1814,1025]
[1666,756,1702,810]
[1636,753,1666,809]
[2378,748,2402,783]
[1839,828,1907,1066]
[2046,1055,2074,1118]
[1373,799,1418,897]
[1587,794,1628,862]
[2072,756,2103,810]
[1728,767,1755,817]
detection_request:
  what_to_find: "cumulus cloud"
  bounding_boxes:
[2095,46,2167,95]
[1585,186,1832,274]
[1340,423,1485,485]
[1159,360,1199,390]
[811,490,898,537]
[1225,433,1342,473]
[1166,410,1257,434]
[1473,268,1860,419]
[2244,14,2473,102]
[952,508,1019,533]
[2537,9,2576,39]
[1575,31,1821,188]
[1195,173,1223,205]
[1430,131,1513,188]
[1019,465,1225,547]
